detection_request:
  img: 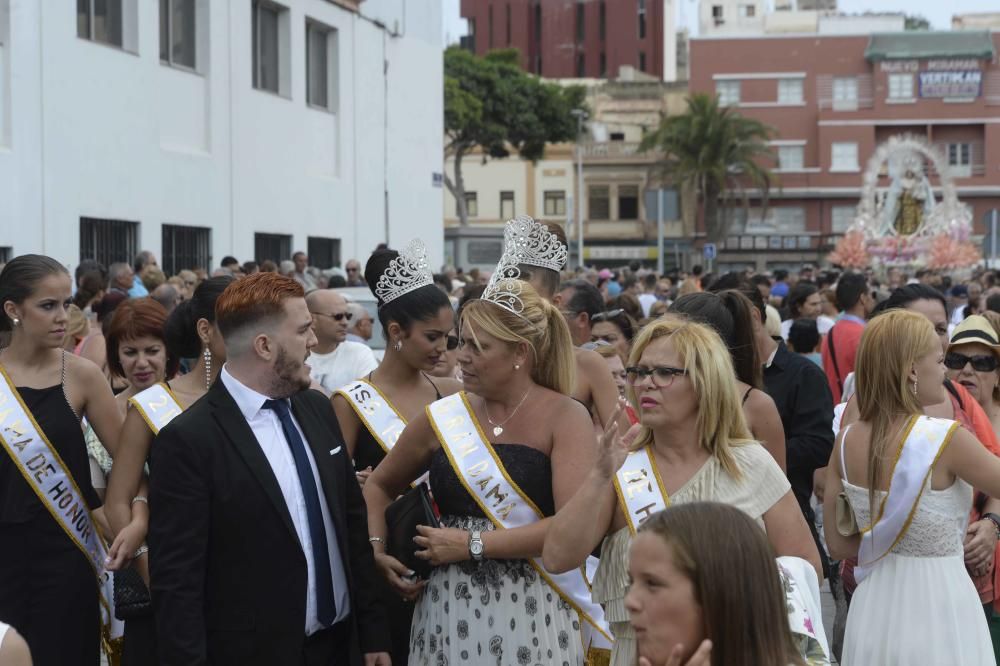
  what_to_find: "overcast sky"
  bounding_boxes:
[442,0,1000,45]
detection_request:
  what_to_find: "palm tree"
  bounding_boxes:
[640,93,775,243]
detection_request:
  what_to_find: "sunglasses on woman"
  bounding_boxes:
[591,309,625,323]
[945,352,999,372]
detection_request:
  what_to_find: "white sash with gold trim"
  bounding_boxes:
[128,382,183,434]
[856,415,959,584]
[336,380,429,486]
[613,445,670,534]
[336,380,406,454]
[427,392,613,658]
[0,366,121,648]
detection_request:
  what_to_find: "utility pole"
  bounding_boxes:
[571,108,588,269]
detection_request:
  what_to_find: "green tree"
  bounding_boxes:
[904,14,930,31]
[639,93,774,243]
[444,46,586,226]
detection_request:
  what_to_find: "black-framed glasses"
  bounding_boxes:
[446,335,459,351]
[311,311,353,322]
[945,352,999,372]
[625,366,687,388]
[592,309,625,323]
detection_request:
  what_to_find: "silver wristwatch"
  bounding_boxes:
[468,529,485,561]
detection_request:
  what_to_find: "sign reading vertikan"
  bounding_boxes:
[918,70,982,99]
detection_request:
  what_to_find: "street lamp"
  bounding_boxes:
[571,108,588,269]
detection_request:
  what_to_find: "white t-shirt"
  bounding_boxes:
[638,293,658,318]
[780,315,834,341]
[308,341,379,395]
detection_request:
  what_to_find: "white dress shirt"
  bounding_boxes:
[221,366,350,633]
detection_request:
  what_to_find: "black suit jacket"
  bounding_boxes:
[763,340,835,521]
[148,380,388,666]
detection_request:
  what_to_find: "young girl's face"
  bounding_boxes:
[624,532,704,665]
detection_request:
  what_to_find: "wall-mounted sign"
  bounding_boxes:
[918,70,982,98]
[880,60,918,73]
[926,59,982,71]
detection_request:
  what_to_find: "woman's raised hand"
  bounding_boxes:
[597,399,642,478]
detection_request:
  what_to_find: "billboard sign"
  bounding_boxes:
[918,70,982,98]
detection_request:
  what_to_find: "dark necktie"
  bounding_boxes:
[262,398,337,626]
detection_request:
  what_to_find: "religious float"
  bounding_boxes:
[828,135,981,271]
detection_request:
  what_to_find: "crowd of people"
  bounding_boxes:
[3,219,1000,665]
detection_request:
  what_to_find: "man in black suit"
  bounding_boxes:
[148,273,389,666]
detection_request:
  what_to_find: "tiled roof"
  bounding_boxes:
[865,31,996,61]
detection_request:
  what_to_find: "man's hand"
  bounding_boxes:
[813,466,828,503]
[364,652,391,665]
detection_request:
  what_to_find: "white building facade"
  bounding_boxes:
[0,0,444,274]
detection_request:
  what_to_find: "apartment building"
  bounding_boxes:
[690,30,1000,271]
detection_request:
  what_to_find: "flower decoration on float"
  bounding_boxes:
[374,239,434,308]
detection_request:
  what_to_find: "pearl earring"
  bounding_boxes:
[394,340,403,352]
[514,364,520,370]
[203,347,212,390]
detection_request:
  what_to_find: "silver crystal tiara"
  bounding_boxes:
[373,239,434,308]
[511,215,568,272]
[479,219,536,319]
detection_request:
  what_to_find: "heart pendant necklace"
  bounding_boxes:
[485,387,532,439]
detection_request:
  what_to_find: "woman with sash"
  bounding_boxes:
[332,242,461,663]
[669,290,787,471]
[364,224,608,665]
[823,309,1000,665]
[103,275,233,665]
[834,286,1000,640]
[542,316,821,666]
[83,298,177,501]
[0,255,124,665]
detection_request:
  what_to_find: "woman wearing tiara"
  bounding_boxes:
[364,222,604,666]
[333,242,462,663]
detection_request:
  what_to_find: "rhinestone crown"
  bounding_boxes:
[373,239,434,307]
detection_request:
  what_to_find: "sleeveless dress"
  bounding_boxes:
[841,460,995,663]
[409,444,583,666]
[0,381,102,666]
[591,444,793,666]
[354,377,442,665]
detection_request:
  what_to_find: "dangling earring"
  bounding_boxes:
[203,347,212,390]
[394,339,403,352]
[912,379,918,396]
[10,318,19,327]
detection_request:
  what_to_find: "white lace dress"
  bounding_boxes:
[841,476,995,665]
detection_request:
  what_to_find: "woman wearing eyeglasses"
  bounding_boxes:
[332,244,462,665]
[543,316,821,666]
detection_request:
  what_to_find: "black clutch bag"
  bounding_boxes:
[385,482,440,581]
[113,565,152,620]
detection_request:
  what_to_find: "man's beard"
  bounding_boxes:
[268,344,311,398]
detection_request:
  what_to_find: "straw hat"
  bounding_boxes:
[948,315,1000,352]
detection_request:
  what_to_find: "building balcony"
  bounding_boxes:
[583,219,684,240]
[580,141,656,164]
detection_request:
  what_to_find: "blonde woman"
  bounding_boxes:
[543,316,820,666]
[364,276,600,665]
[824,310,1000,665]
